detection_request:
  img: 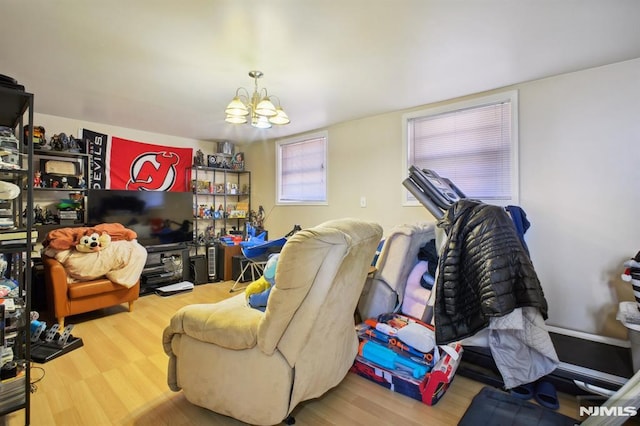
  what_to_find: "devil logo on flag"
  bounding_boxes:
[127,152,180,191]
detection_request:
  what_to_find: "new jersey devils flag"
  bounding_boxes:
[108,137,193,191]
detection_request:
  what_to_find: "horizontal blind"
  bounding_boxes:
[279,136,326,202]
[410,101,511,200]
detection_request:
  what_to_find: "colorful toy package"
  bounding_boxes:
[350,313,463,406]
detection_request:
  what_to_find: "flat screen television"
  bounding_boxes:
[87,189,193,249]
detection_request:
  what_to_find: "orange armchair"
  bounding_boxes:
[42,256,140,329]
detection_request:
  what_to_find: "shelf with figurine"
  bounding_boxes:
[190,141,251,256]
[193,149,245,171]
[33,138,89,189]
[194,202,249,221]
[29,129,90,228]
[31,203,84,227]
[32,129,85,154]
[191,180,249,197]
[33,171,87,191]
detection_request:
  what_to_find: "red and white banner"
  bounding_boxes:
[107,137,193,191]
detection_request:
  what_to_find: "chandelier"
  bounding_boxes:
[225,70,290,129]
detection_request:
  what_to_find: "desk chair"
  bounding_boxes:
[229,236,290,292]
[230,250,269,292]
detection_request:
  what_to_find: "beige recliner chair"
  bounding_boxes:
[163,218,382,426]
[357,222,437,321]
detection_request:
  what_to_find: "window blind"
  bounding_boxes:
[409,100,512,200]
[278,135,326,202]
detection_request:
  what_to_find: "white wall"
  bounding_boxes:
[246,58,640,339]
[519,58,640,338]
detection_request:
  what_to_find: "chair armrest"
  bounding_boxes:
[163,294,264,354]
[42,256,71,312]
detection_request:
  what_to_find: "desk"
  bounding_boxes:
[221,244,242,281]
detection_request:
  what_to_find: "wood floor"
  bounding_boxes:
[3,281,581,425]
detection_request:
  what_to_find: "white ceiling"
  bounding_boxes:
[3,0,640,144]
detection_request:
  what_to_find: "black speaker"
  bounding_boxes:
[189,255,208,284]
[207,244,219,281]
[31,260,48,312]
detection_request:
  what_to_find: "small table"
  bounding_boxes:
[221,244,242,281]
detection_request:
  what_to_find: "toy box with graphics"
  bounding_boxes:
[349,313,462,406]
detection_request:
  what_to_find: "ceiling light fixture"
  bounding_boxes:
[225,70,290,129]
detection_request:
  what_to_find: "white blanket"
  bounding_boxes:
[488,307,560,389]
[43,240,148,288]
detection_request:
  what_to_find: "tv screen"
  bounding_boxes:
[87,189,193,248]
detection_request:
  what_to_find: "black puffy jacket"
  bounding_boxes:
[434,200,548,344]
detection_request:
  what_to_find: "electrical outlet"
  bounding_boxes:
[360,196,366,208]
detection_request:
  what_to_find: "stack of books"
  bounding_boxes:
[0,229,37,247]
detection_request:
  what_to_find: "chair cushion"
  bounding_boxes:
[168,294,263,350]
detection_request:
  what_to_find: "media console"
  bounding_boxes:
[140,244,190,295]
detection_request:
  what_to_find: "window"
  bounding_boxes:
[403,90,518,205]
[276,131,328,205]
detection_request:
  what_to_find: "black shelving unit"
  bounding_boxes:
[0,84,34,425]
[191,166,251,246]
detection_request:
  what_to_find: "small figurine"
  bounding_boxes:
[256,205,265,228]
[194,149,205,166]
[33,205,44,224]
[59,133,70,150]
[61,177,70,189]
[67,136,82,153]
[77,175,87,189]
[24,125,46,146]
[51,134,64,151]
[203,206,212,219]
[40,135,52,150]
[44,208,55,224]
[34,170,42,188]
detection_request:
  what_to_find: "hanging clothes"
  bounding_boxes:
[505,205,531,255]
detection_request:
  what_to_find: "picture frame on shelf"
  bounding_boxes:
[232,152,244,171]
[207,154,220,168]
[191,179,211,194]
[40,158,80,176]
[217,141,234,155]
